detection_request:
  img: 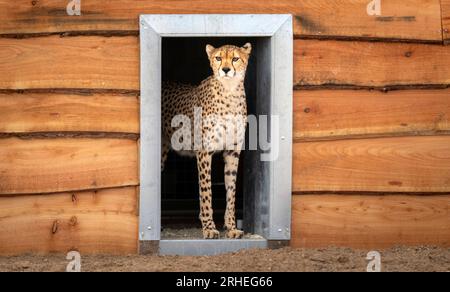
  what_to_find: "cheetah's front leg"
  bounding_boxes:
[196,151,220,239]
[223,150,244,239]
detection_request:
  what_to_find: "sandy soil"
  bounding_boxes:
[0,246,449,272]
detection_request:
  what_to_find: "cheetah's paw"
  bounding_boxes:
[202,228,220,239]
[225,229,244,239]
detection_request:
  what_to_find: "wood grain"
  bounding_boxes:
[0,187,138,255]
[0,92,139,134]
[295,40,450,87]
[291,194,450,248]
[293,136,450,192]
[3,37,450,90]
[0,36,138,90]
[443,0,450,44]
[294,89,450,141]
[0,0,442,42]
[0,138,138,195]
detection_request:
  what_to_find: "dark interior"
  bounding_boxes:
[161,37,259,233]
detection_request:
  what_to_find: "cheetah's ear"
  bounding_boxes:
[241,43,252,55]
[206,44,215,58]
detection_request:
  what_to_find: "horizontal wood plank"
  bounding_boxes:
[443,0,450,44]
[294,89,450,141]
[0,36,138,90]
[0,187,138,255]
[295,40,450,87]
[3,37,450,90]
[291,194,450,248]
[0,138,138,195]
[293,136,450,192]
[0,92,139,134]
[0,0,442,41]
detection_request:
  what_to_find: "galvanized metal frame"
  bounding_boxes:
[139,14,293,254]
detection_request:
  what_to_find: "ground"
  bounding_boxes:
[0,246,449,272]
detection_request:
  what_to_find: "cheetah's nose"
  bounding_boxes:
[222,67,231,74]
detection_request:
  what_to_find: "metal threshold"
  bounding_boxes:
[159,239,268,256]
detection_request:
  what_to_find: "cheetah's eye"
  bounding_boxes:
[215,57,222,62]
[232,57,240,62]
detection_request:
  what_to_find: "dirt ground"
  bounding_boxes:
[0,246,449,272]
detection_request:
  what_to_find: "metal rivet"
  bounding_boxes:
[281,136,286,141]
[278,228,282,232]
[147,226,152,230]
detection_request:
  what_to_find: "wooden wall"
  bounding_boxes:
[0,0,449,254]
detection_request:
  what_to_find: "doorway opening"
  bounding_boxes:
[161,37,259,239]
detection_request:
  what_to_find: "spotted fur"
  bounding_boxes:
[161,43,252,239]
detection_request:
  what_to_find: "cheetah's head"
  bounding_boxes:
[206,43,252,81]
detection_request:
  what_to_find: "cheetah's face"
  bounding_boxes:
[206,43,252,80]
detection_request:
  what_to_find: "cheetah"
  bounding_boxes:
[161,43,252,239]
